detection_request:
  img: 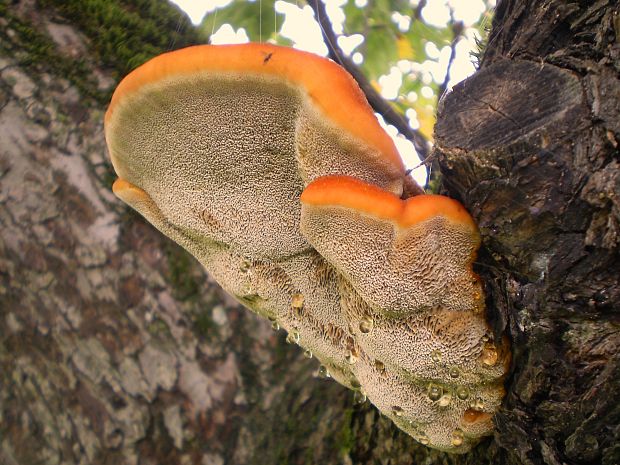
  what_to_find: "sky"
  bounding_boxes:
[167,0,493,185]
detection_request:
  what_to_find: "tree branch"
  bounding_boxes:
[307,0,430,161]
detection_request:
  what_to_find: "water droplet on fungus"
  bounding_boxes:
[428,384,443,401]
[304,349,313,359]
[431,349,442,363]
[471,398,485,411]
[463,409,491,424]
[240,282,252,295]
[419,434,430,445]
[438,392,452,407]
[239,258,251,273]
[374,359,386,374]
[286,329,300,344]
[345,349,358,365]
[480,344,498,366]
[268,316,280,331]
[359,315,373,333]
[451,429,464,447]
[392,406,404,417]
[353,390,367,405]
[350,377,361,389]
[449,367,459,378]
[456,386,470,400]
[317,365,330,378]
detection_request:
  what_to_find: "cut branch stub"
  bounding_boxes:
[105,43,509,453]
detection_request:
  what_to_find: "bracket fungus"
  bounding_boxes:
[105,43,509,453]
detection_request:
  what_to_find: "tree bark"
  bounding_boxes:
[435,1,620,464]
[0,1,617,465]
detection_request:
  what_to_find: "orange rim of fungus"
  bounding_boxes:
[301,175,478,231]
[112,178,145,198]
[105,43,404,175]
[462,409,492,425]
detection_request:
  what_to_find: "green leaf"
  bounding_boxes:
[200,0,282,42]
[400,74,423,96]
[405,20,451,62]
[363,24,398,80]
[343,0,367,32]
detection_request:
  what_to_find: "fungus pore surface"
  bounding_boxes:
[105,43,509,453]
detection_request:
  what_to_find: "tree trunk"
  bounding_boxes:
[0,1,617,465]
[434,2,620,464]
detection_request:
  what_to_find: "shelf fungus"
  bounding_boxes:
[104,43,510,453]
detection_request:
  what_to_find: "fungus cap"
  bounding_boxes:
[300,175,482,316]
[105,44,407,260]
[106,43,404,173]
[300,175,478,229]
[105,43,509,454]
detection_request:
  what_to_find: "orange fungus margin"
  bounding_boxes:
[105,43,404,175]
[301,175,478,230]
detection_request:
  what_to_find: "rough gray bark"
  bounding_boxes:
[0,1,618,465]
